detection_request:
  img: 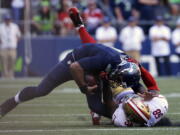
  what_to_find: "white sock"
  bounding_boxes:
[14,92,21,103]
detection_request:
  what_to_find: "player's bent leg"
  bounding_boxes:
[87,98,110,118]
[18,62,72,102]
[78,27,96,44]
[0,84,53,118]
[0,62,72,118]
[68,7,96,44]
[86,89,111,119]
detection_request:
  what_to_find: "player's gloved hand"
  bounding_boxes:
[138,90,158,101]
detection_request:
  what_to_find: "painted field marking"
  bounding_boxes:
[1,85,180,98]
[164,93,180,98]
[4,112,180,118]
[0,82,180,98]
[0,121,89,124]
[0,128,179,133]
[20,103,86,107]
[6,113,89,117]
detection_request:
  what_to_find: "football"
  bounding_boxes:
[85,74,97,86]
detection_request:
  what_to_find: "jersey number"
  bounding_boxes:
[153,109,163,119]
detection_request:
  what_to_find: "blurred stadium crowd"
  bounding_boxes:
[0,0,179,35]
[0,0,180,78]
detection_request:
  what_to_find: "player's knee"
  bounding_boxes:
[35,79,54,97]
[69,62,81,72]
[18,86,38,102]
[35,86,51,97]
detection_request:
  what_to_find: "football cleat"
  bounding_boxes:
[90,111,101,125]
[68,7,84,27]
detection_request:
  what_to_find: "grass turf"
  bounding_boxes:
[0,77,180,135]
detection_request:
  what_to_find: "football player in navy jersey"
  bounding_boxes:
[0,8,156,120]
[68,8,161,124]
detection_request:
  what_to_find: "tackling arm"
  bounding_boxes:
[70,62,86,87]
[138,66,160,101]
[140,66,159,91]
[70,62,97,94]
[102,80,118,117]
[127,57,159,91]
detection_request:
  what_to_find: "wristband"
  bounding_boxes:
[79,85,88,94]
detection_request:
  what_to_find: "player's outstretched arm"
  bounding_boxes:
[70,62,97,94]
[68,7,96,44]
[102,80,118,117]
[140,66,159,91]
[127,57,159,91]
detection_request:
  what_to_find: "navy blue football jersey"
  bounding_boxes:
[68,43,129,74]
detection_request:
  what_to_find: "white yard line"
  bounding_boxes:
[0,85,80,93]
[6,114,89,117]
[164,93,180,98]
[0,128,179,133]
[0,121,89,124]
[20,103,86,107]
[5,112,180,118]
[1,83,180,97]
[1,83,180,98]
[168,112,180,115]
[19,102,180,107]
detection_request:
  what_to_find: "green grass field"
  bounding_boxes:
[0,77,180,135]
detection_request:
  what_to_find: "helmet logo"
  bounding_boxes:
[119,59,127,66]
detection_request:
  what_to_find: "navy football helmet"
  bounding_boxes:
[109,62,141,88]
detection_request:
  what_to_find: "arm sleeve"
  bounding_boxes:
[140,66,159,91]
[127,57,159,91]
[77,55,108,73]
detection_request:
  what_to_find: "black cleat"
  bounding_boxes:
[68,7,84,27]
[0,97,18,118]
